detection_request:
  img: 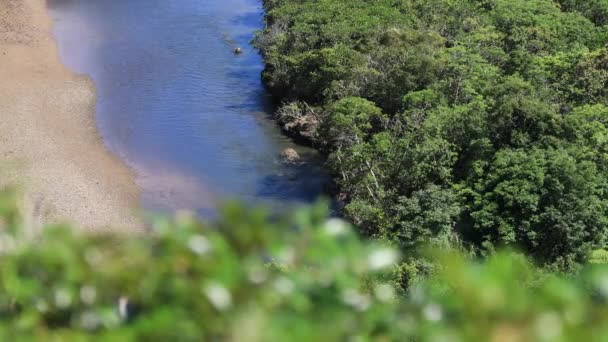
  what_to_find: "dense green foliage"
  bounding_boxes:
[7,0,608,338]
[2,192,608,341]
[255,0,608,269]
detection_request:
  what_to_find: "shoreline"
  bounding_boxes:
[0,0,142,231]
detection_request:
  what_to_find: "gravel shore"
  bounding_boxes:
[0,0,142,231]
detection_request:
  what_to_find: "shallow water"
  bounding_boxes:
[47,0,329,217]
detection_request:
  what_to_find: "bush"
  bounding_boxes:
[1,193,608,340]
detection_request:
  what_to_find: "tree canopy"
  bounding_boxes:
[255,0,608,270]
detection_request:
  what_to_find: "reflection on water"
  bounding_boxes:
[47,0,329,217]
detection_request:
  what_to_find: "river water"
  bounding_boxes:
[47,0,329,217]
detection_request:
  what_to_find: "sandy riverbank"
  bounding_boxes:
[0,0,142,231]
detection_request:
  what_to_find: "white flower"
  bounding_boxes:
[274,277,295,295]
[374,284,395,302]
[188,235,212,255]
[80,285,97,305]
[323,218,350,236]
[248,266,268,284]
[423,303,443,322]
[368,248,399,270]
[54,288,72,309]
[118,296,130,320]
[35,299,48,313]
[342,289,371,311]
[80,311,101,331]
[204,283,232,310]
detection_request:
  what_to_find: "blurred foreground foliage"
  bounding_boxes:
[1,193,608,341]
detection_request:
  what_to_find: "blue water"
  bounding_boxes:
[47,0,328,216]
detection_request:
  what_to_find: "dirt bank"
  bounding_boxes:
[0,0,142,231]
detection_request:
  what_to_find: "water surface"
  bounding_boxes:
[48,0,328,217]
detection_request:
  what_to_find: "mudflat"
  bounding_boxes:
[0,0,142,231]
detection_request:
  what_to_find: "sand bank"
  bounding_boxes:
[0,0,142,231]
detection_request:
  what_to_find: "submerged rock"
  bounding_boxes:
[280,148,301,163]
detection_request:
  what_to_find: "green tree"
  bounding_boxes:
[257,0,608,269]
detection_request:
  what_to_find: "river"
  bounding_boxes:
[47,0,329,217]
